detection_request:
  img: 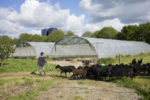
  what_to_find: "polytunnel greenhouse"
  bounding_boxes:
[13,42,54,58]
[50,37,97,58]
[13,37,150,59]
[50,37,150,59]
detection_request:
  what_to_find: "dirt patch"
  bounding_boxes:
[0,82,37,100]
[36,80,141,100]
[49,60,83,68]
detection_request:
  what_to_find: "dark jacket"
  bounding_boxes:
[38,56,46,66]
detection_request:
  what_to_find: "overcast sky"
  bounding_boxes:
[0,0,150,37]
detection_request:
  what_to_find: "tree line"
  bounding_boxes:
[0,22,150,66]
[82,22,150,44]
[0,22,150,45]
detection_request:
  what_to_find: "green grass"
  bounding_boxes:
[7,90,39,100]
[0,79,19,85]
[38,80,54,91]
[97,57,115,65]
[0,58,57,73]
[74,96,84,100]
[4,78,56,100]
[113,53,150,64]
[114,77,150,100]
[77,80,96,85]
[97,53,150,65]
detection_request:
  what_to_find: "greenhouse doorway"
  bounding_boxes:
[50,37,98,66]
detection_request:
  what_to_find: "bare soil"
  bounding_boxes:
[49,60,83,68]
[37,78,141,100]
[0,72,142,100]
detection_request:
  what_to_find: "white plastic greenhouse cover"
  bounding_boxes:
[50,37,97,58]
[50,37,150,59]
[84,37,150,58]
[13,42,54,58]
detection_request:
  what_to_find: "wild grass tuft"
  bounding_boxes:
[114,77,150,100]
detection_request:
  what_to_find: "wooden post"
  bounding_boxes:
[119,54,121,64]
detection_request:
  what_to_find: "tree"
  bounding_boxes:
[47,30,65,42]
[82,31,92,37]
[0,36,15,66]
[96,27,118,39]
[65,31,77,37]
[91,30,99,37]
[138,22,150,43]
[0,36,14,45]
[118,25,139,41]
[116,32,126,40]
[18,33,47,42]
[30,34,43,42]
[19,33,33,42]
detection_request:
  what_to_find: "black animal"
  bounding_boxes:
[132,58,137,65]
[86,64,102,79]
[138,59,143,65]
[56,65,75,77]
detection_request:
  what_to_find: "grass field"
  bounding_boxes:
[0,58,58,73]
[0,53,150,100]
[113,53,150,64]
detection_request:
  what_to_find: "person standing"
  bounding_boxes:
[37,52,46,75]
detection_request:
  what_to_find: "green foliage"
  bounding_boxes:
[0,36,14,45]
[19,33,33,42]
[19,33,44,42]
[117,22,150,44]
[91,30,99,37]
[96,27,118,39]
[82,31,92,37]
[117,25,139,40]
[66,31,77,37]
[97,57,115,65]
[139,22,150,43]
[0,36,15,66]
[47,30,65,42]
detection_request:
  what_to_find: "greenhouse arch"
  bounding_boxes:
[50,37,98,59]
[13,42,54,58]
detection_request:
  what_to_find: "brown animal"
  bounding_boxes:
[72,69,87,79]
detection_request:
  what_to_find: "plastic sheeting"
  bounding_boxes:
[50,37,150,58]
[50,37,97,58]
[84,37,150,58]
[13,37,150,59]
[13,42,54,58]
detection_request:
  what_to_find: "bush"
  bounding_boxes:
[0,37,15,66]
[97,57,115,65]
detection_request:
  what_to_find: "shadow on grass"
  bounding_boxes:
[138,76,150,79]
[49,74,67,79]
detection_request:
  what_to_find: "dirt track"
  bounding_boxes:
[0,72,141,100]
[36,74,141,100]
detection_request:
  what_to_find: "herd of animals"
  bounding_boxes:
[56,59,150,80]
